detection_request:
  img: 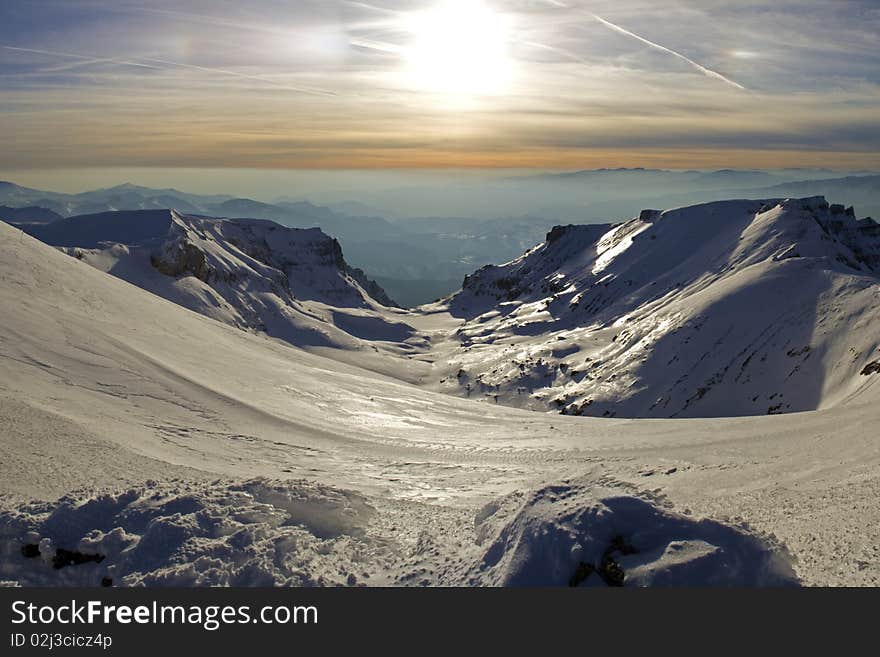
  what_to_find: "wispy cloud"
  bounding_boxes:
[1,0,878,170]
[1,45,337,96]
[136,57,337,96]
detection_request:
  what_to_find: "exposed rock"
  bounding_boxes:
[862,360,880,376]
[568,561,595,587]
[52,548,106,570]
[546,225,574,244]
[152,239,211,282]
[21,544,40,559]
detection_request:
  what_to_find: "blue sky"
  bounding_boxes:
[1,0,879,171]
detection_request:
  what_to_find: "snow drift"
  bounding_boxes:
[0,479,796,588]
[470,482,797,587]
[0,480,377,587]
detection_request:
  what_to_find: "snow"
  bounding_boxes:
[0,479,379,587]
[0,478,795,588]
[469,481,797,587]
[1,199,880,587]
[442,198,880,418]
[24,209,412,357]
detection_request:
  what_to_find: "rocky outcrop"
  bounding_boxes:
[151,239,211,282]
[145,212,395,309]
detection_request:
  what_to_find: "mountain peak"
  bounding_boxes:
[21,209,400,352]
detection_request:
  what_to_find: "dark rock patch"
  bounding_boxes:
[21,544,41,559]
[861,360,880,376]
[569,535,640,587]
[52,548,106,570]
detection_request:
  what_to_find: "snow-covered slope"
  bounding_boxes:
[442,198,880,418]
[23,210,416,354]
[2,208,880,587]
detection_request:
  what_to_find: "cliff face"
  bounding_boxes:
[148,212,396,309]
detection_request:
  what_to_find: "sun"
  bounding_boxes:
[403,1,514,98]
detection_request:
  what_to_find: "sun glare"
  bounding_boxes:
[404,1,513,98]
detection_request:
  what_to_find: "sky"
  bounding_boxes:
[1,0,879,179]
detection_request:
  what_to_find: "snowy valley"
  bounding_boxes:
[1,195,879,587]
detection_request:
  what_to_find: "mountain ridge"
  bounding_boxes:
[438,197,880,418]
[21,209,409,354]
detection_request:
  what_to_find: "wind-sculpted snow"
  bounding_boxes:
[443,197,880,417]
[470,482,798,587]
[0,480,378,587]
[0,479,796,588]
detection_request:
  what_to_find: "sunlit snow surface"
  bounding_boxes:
[445,198,880,418]
[2,199,880,587]
[0,479,796,587]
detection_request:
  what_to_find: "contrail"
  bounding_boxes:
[589,14,746,90]
[538,1,745,90]
[1,45,337,96]
[136,57,337,96]
[348,38,404,55]
[2,45,163,70]
[116,7,286,36]
[342,1,400,15]
[524,41,590,65]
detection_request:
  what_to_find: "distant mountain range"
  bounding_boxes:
[0,180,561,306]
[0,205,63,224]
